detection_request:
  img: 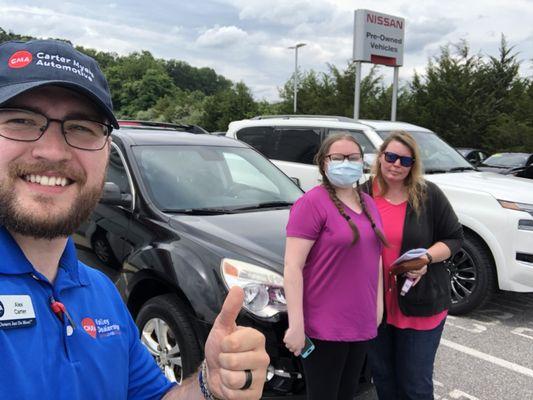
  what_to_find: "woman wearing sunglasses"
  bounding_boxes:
[364,131,463,399]
[283,134,388,400]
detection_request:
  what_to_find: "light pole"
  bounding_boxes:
[288,43,306,113]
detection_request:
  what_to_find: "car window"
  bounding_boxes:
[327,129,376,154]
[484,153,529,168]
[223,153,279,194]
[236,127,275,158]
[271,128,321,165]
[107,146,132,195]
[133,145,302,211]
[377,130,472,171]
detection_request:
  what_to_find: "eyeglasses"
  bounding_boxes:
[0,108,112,151]
[383,151,415,167]
[326,153,362,163]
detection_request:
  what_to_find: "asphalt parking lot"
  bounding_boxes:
[358,291,533,400]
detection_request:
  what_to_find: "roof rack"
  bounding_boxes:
[118,120,208,134]
[251,115,356,123]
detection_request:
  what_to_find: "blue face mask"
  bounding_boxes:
[326,160,364,188]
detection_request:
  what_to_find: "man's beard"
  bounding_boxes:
[0,160,105,240]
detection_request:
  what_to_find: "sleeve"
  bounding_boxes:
[429,182,464,255]
[286,191,326,241]
[126,310,176,400]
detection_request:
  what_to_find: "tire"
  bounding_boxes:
[136,294,202,384]
[91,232,120,268]
[448,233,496,315]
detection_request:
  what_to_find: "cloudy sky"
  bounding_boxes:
[1,0,532,101]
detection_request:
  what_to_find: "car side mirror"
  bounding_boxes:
[100,182,133,207]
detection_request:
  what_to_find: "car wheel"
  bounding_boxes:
[448,233,496,315]
[136,294,202,384]
[91,232,120,268]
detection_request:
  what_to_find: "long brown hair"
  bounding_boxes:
[372,130,426,213]
[314,134,388,246]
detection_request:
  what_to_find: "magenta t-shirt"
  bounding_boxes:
[286,185,383,341]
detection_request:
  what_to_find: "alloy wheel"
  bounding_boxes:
[448,248,477,305]
[141,317,183,383]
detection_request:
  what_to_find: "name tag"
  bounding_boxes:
[0,295,36,329]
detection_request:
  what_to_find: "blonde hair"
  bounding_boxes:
[314,134,388,246]
[372,130,426,213]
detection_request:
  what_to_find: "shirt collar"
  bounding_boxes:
[0,226,88,287]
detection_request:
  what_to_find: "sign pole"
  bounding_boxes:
[391,66,399,121]
[353,61,362,120]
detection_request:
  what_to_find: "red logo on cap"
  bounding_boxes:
[8,50,33,69]
[82,317,97,338]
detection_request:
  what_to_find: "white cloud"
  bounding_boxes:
[0,5,186,54]
[196,25,248,47]
[230,0,334,26]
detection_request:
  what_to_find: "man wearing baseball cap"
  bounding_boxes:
[0,39,268,400]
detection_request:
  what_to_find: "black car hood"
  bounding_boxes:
[168,209,289,273]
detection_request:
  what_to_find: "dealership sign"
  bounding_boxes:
[353,9,405,66]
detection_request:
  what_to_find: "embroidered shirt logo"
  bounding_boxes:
[8,51,33,69]
[0,301,4,318]
[82,317,97,338]
[82,316,121,339]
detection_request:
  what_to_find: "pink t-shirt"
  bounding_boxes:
[374,194,447,330]
[286,186,383,341]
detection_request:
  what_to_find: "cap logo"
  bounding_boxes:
[8,50,33,69]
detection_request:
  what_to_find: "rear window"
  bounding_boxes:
[236,126,321,165]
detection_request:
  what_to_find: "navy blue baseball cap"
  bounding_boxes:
[0,39,119,128]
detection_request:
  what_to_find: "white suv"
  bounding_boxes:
[227,115,533,314]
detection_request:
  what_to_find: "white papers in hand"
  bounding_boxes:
[392,248,427,265]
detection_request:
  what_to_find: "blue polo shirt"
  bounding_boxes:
[0,227,175,399]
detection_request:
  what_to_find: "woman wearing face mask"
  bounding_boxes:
[283,134,388,400]
[363,131,463,400]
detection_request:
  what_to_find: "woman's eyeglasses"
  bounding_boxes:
[383,151,415,167]
[326,153,362,163]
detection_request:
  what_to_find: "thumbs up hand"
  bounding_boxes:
[203,287,270,399]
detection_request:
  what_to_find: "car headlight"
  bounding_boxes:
[220,258,286,318]
[498,200,533,217]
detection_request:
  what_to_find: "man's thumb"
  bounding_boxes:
[213,286,244,332]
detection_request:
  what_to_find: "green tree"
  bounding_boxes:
[118,68,176,117]
[164,60,232,95]
[201,82,258,131]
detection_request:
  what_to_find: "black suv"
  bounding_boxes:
[74,121,307,395]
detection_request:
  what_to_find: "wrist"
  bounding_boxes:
[288,319,304,329]
[198,360,223,400]
[425,252,433,264]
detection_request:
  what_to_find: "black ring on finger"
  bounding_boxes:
[240,369,253,390]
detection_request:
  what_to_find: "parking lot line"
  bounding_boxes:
[440,339,533,378]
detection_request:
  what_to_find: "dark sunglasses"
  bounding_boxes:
[383,151,415,167]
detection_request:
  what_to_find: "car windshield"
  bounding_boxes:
[132,145,302,212]
[377,131,474,173]
[482,153,529,168]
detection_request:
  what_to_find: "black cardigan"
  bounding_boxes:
[362,178,464,316]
